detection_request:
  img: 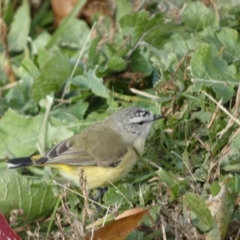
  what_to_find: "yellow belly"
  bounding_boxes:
[48,148,139,189]
[47,138,145,189]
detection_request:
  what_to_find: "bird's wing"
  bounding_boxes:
[36,124,129,167]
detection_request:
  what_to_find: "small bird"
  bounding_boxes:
[7,107,165,189]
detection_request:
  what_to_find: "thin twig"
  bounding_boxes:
[52,180,108,209]
[0,81,20,92]
[202,90,240,127]
[37,95,53,155]
[130,88,160,100]
[60,22,97,101]
[171,151,197,185]
[126,25,160,58]
[217,85,240,138]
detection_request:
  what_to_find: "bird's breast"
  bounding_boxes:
[133,137,146,156]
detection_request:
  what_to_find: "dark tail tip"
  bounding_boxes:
[6,157,33,169]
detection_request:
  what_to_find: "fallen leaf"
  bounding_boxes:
[51,0,78,25]
[86,208,148,240]
[0,213,21,240]
[51,0,115,25]
[205,182,231,240]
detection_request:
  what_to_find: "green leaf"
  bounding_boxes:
[46,0,87,49]
[32,31,52,51]
[37,48,51,69]
[215,28,240,62]
[184,192,215,231]
[0,109,74,159]
[120,11,163,46]
[190,43,238,103]
[64,102,89,119]
[182,2,219,31]
[142,205,161,227]
[106,56,127,72]
[21,58,40,79]
[0,170,57,221]
[155,168,174,186]
[130,49,152,75]
[7,0,30,52]
[115,0,133,21]
[0,109,43,158]
[88,37,101,67]
[210,182,221,196]
[199,27,240,63]
[56,18,90,46]
[32,52,71,102]
[206,227,221,240]
[5,79,33,110]
[103,184,136,206]
[72,69,109,98]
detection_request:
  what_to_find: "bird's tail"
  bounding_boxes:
[6,157,34,169]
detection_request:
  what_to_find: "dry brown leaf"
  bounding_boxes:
[0,18,16,83]
[80,0,115,23]
[51,0,78,25]
[51,0,115,26]
[205,182,231,240]
[85,208,148,240]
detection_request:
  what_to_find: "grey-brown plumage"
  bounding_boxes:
[7,107,165,189]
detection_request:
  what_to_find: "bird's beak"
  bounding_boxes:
[152,114,167,121]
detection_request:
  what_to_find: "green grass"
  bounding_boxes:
[1,0,240,239]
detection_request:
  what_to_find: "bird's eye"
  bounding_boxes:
[138,121,144,125]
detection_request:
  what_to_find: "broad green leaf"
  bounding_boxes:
[7,0,30,52]
[56,18,89,46]
[130,49,152,75]
[182,2,219,31]
[0,170,57,221]
[161,34,196,58]
[98,56,127,76]
[32,52,71,102]
[21,58,40,79]
[0,109,74,159]
[210,182,221,196]
[88,37,101,67]
[206,227,221,240]
[215,28,240,62]
[46,0,86,49]
[64,102,89,119]
[190,43,238,103]
[0,109,44,158]
[5,80,34,111]
[199,27,240,63]
[72,69,109,98]
[32,31,52,51]
[155,168,174,186]
[120,11,163,46]
[106,56,127,72]
[103,184,136,206]
[184,192,215,231]
[142,205,161,227]
[37,48,51,69]
[116,0,133,21]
